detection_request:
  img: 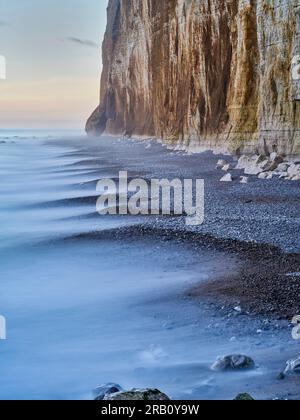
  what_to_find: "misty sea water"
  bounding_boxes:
[0,132,227,399]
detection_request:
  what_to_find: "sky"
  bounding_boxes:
[0,0,108,129]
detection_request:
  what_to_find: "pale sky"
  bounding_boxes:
[0,0,108,129]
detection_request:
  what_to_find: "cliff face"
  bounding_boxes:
[87,0,300,155]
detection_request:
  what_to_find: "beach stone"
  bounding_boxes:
[258,158,271,169]
[277,372,286,380]
[263,155,284,172]
[236,155,263,170]
[222,164,231,172]
[211,355,255,372]
[104,388,170,401]
[252,155,266,165]
[220,173,233,182]
[244,155,269,174]
[257,171,273,180]
[94,383,123,401]
[234,393,255,401]
[279,172,289,179]
[288,164,300,177]
[240,176,248,184]
[216,159,227,169]
[235,155,251,170]
[270,153,284,162]
[258,172,268,179]
[244,165,263,176]
[276,163,290,172]
[284,356,300,375]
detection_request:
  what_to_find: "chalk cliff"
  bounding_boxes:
[86,0,300,155]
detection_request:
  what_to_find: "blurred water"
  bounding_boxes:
[0,137,231,399]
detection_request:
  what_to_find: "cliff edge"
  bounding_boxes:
[86,0,300,155]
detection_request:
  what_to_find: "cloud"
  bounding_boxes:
[0,20,8,26]
[64,37,99,49]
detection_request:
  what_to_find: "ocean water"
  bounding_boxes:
[0,133,297,400]
[0,128,85,139]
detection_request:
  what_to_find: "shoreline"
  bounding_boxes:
[65,224,299,320]
[89,132,300,160]
[48,134,300,321]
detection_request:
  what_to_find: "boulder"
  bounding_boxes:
[288,164,300,177]
[236,155,266,171]
[216,159,227,169]
[222,164,231,172]
[279,172,288,179]
[270,152,284,163]
[258,171,273,180]
[292,175,300,181]
[235,155,251,170]
[211,355,255,372]
[258,159,271,170]
[277,372,286,380]
[104,388,170,401]
[244,165,263,176]
[258,172,268,179]
[263,155,284,172]
[276,163,290,173]
[244,158,269,175]
[284,356,300,375]
[248,155,284,174]
[240,177,248,184]
[220,173,233,182]
[234,393,255,401]
[94,383,123,401]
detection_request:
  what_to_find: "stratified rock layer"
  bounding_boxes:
[87,0,300,155]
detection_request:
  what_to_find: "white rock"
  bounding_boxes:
[216,159,227,169]
[258,171,273,180]
[222,164,231,172]
[279,172,288,179]
[234,306,242,313]
[240,176,248,184]
[256,154,284,172]
[258,172,268,179]
[276,163,290,172]
[260,159,273,170]
[242,155,270,175]
[244,165,263,175]
[270,152,278,161]
[292,175,300,181]
[235,155,251,170]
[288,164,300,177]
[220,173,233,182]
[284,356,300,375]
